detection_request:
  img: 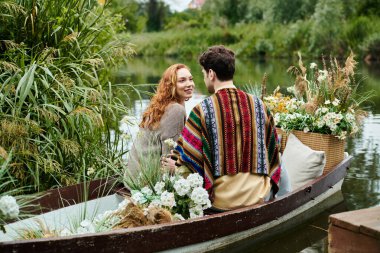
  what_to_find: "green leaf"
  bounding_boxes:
[15,63,37,112]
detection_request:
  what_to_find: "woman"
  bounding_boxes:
[127,64,195,175]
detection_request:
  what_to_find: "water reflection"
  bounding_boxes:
[343,113,380,210]
[117,58,380,253]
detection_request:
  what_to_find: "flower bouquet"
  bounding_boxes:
[123,138,211,219]
[129,172,211,220]
[264,52,372,171]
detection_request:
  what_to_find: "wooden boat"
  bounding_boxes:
[0,156,352,253]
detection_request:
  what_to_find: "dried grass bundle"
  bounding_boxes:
[289,51,361,111]
[145,207,173,224]
[19,219,58,240]
[113,201,172,229]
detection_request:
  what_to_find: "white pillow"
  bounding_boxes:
[282,133,326,191]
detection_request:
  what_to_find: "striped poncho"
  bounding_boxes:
[175,88,281,195]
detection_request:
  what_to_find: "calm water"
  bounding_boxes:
[115,57,380,252]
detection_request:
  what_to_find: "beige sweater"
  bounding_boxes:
[127,103,186,176]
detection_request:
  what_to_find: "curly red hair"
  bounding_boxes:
[140,64,190,130]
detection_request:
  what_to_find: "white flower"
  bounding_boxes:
[170,176,176,183]
[332,98,340,106]
[131,191,147,204]
[338,131,347,140]
[190,187,210,206]
[310,62,317,69]
[324,100,331,105]
[95,211,109,221]
[186,173,204,188]
[164,138,177,148]
[173,213,185,221]
[329,124,338,132]
[160,191,176,208]
[274,113,281,124]
[336,113,343,120]
[205,199,212,209]
[346,113,355,123]
[0,195,19,219]
[154,181,165,195]
[318,70,328,82]
[93,211,120,232]
[189,205,204,219]
[59,228,72,236]
[316,119,325,128]
[303,127,310,133]
[141,186,153,196]
[80,219,92,228]
[162,173,168,182]
[287,86,295,94]
[87,167,95,176]
[77,219,96,234]
[174,178,191,196]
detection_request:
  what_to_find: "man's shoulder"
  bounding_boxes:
[237,90,263,105]
[196,94,219,110]
[236,89,258,99]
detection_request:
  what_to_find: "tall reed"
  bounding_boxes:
[0,0,135,192]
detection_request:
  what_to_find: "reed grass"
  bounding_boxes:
[0,0,135,192]
[122,139,162,192]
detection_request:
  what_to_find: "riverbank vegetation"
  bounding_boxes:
[125,0,380,60]
[0,0,134,192]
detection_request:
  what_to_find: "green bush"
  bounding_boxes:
[308,0,345,56]
[282,20,312,56]
[344,16,374,53]
[0,0,134,192]
[361,33,380,60]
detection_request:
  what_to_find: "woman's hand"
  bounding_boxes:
[160,154,177,174]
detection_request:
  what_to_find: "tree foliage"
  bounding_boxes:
[146,0,170,32]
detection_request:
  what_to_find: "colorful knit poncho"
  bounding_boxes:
[175,88,281,194]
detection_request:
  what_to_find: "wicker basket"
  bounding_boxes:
[276,128,287,154]
[276,128,345,174]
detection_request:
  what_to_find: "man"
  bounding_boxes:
[173,45,281,210]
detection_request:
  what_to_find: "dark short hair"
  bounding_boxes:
[198,45,235,81]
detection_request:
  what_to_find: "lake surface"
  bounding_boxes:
[115,57,380,252]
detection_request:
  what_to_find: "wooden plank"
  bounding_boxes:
[329,206,380,239]
[329,224,380,253]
